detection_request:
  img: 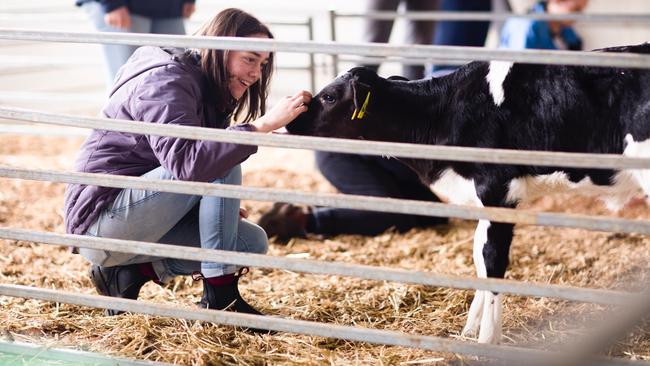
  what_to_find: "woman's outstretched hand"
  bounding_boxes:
[251,90,312,133]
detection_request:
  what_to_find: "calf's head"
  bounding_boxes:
[287,67,407,141]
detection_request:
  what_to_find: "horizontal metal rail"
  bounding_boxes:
[0,340,173,366]
[2,285,647,365]
[2,107,650,170]
[337,55,467,66]
[1,28,649,68]
[3,11,649,24]
[3,165,650,238]
[0,228,638,305]
[5,284,639,365]
[0,124,89,137]
[0,5,69,14]
[554,284,650,366]
[0,59,311,76]
[332,10,650,23]
[0,55,100,66]
[0,91,103,103]
[0,13,313,27]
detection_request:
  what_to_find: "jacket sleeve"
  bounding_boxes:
[130,66,258,182]
[98,0,127,13]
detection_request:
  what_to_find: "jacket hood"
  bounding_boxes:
[109,46,200,97]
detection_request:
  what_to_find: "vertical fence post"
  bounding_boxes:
[307,16,316,92]
[329,9,339,78]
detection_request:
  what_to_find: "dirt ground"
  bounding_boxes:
[0,134,649,365]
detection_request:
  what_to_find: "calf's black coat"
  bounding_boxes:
[287,43,650,342]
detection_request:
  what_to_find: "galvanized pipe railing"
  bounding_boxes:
[2,107,650,170]
[331,10,650,23]
[1,28,649,68]
[0,228,639,305]
[0,284,611,364]
[3,166,650,238]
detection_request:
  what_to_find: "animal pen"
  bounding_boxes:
[0,5,650,366]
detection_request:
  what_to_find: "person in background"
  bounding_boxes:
[64,8,311,327]
[362,0,439,80]
[430,0,492,76]
[258,154,448,242]
[75,0,196,89]
[499,0,588,50]
[257,0,493,242]
[257,1,448,241]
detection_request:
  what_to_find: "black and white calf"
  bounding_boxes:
[287,43,650,343]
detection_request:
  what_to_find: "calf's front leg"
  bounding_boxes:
[462,218,514,344]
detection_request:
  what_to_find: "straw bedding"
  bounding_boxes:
[0,135,648,365]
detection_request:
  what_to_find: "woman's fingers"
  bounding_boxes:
[252,90,312,132]
[290,90,312,103]
[290,98,305,109]
[289,91,312,111]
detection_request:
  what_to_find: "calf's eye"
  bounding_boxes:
[321,94,336,104]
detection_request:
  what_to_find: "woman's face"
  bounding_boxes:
[226,33,271,101]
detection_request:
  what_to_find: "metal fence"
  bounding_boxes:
[327,9,650,76]
[0,12,317,104]
[0,15,649,366]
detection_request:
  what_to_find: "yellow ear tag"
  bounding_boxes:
[356,91,371,119]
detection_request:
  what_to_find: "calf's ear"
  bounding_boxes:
[351,79,371,111]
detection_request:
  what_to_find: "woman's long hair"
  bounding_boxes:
[194,8,274,122]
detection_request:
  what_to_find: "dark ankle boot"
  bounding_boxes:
[89,263,153,316]
[197,268,271,334]
[257,202,309,242]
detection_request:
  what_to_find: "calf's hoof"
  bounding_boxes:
[461,290,503,344]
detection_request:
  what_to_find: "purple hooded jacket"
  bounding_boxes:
[64,46,258,235]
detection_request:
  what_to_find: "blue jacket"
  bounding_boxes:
[499,1,582,50]
[75,0,194,19]
[64,47,257,235]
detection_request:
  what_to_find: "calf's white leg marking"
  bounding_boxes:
[434,169,503,343]
[478,292,503,344]
[462,220,490,338]
[624,134,650,199]
[464,220,503,344]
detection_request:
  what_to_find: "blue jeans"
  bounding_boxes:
[79,166,268,282]
[81,2,186,90]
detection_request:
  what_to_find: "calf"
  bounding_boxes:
[287,43,650,343]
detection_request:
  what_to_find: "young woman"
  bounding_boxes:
[64,8,311,323]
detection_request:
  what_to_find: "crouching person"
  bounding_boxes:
[63,8,311,327]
